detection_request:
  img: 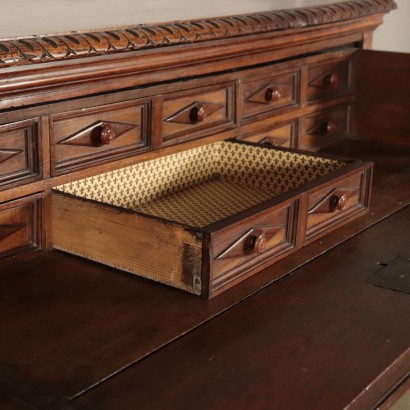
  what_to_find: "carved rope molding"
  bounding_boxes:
[0,0,396,68]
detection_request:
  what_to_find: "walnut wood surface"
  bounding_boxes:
[0,0,396,68]
[52,193,203,295]
[352,49,410,147]
[79,204,410,410]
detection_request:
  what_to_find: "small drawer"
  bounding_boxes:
[0,194,42,260]
[304,166,372,244]
[51,100,150,175]
[52,141,371,298]
[239,122,296,148]
[210,199,298,295]
[242,71,299,122]
[0,119,41,190]
[161,83,235,146]
[300,105,349,151]
[307,58,351,102]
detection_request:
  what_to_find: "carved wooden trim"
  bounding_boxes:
[0,224,26,242]
[0,149,23,165]
[0,0,396,68]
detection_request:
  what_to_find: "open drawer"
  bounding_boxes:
[51,140,372,298]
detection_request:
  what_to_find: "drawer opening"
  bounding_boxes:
[54,141,346,229]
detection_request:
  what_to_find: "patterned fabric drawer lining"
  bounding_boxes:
[55,141,346,227]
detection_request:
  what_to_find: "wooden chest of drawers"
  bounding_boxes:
[1,0,407,297]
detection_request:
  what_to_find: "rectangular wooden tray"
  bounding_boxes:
[52,140,372,298]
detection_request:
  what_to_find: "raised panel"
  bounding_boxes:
[0,120,41,190]
[0,194,42,260]
[300,105,350,151]
[242,71,300,121]
[161,83,235,146]
[51,100,150,174]
[210,200,298,295]
[304,168,372,243]
[307,58,352,102]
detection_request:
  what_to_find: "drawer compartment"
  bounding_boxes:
[307,57,351,102]
[242,71,299,121]
[305,167,372,243]
[52,141,371,298]
[0,119,41,190]
[161,83,235,146]
[0,194,42,260]
[51,100,150,174]
[238,121,296,148]
[300,105,349,150]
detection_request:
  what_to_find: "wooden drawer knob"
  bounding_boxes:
[325,73,338,88]
[265,87,282,102]
[190,106,206,123]
[324,120,336,135]
[251,234,267,254]
[329,194,347,212]
[100,124,116,144]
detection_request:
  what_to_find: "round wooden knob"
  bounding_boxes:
[329,194,347,212]
[190,106,206,123]
[325,73,338,88]
[265,87,282,102]
[324,120,336,135]
[100,124,116,144]
[251,234,267,254]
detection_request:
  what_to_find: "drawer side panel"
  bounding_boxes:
[52,193,203,295]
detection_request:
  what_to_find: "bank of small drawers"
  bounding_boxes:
[0,50,355,269]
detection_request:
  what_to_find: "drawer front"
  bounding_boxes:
[242,71,299,122]
[51,100,150,174]
[305,167,372,243]
[0,194,42,260]
[161,83,235,146]
[307,58,351,102]
[239,122,296,148]
[300,105,349,150]
[210,199,299,295]
[0,119,41,190]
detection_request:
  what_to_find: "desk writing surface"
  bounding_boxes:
[0,0,368,38]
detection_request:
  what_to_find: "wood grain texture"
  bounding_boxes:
[52,192,203,294]
[352,50,410,146]
[0,0,396,68]
[78,205,410,410]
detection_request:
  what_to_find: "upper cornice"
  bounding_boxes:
[0,0,397,68]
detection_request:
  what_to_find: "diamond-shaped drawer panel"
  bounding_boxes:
[161,83,235,146]
[300,105,349,151]
[0,193,42,261]
[51,99,150,175]
[242,70,299,122]
[0,119,41,190]
[304,166,372,244]
[307,57,352,102]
